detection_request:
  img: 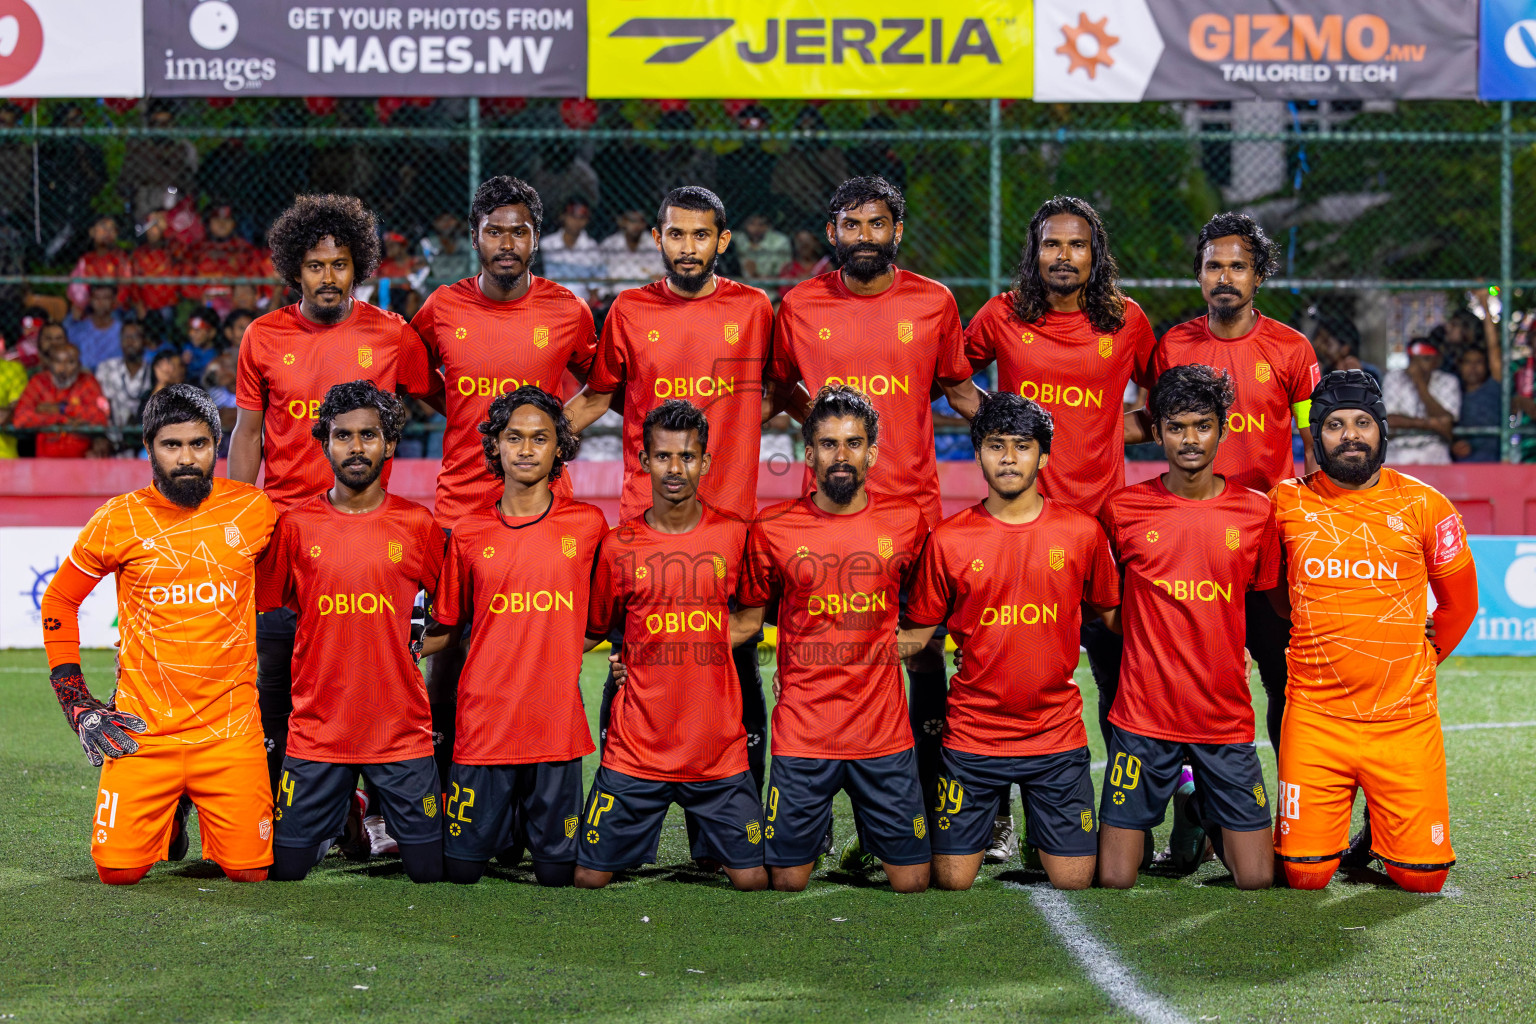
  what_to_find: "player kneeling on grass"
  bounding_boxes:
[901,392,1120,891]
[734,385,932,893]
[42,384,278,885]
[424,386,611,887]
[1269,370,1477,893]
[575,400,769,891]
[1097,364,1282,890]
[256,381,447,883]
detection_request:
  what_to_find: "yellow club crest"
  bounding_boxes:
[1225,526,1240,551]
[533,325,550,349]
[1253,785,1266,808]
[723,321,739,345]
[561,535,577,559]
[913,816,927,839]
[357,346,373,368]
[878,536,894,559]
[1255,361,1272,384]
[1049,546,1065,571]
[745,821,762,844]
[1097,336,1113,358]
[387,540,403,563]
[712,555,727,579]
[1080,810,1093,832]
[423,794,437,818]
[564,816,578,838]
[896,320,914,344]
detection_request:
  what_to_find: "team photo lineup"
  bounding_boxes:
[41,170,1483,898]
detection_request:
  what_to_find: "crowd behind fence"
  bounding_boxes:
[0,96,1533,463]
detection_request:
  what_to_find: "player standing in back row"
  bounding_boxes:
[1270,370,1477,894]
[962,195,1155,857]
[228,194,436,806]
[769,176,982,846]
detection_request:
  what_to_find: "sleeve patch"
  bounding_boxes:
[1432,513,1465,568]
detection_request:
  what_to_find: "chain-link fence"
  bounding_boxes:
[2,96,1533,459]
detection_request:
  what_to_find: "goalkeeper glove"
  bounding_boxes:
[50,663,147,767]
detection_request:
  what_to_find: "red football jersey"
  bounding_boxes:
[964,294,1157,516]
[771,269,971,527]
[411,276,598,530]
[906,500,1120,757]
[586,506,751,782]
[432,496,608,765]
[235,301,434,511]
[1153,312,1321,493]
[256,493,444,762]
[739,493,927,759]
[586,277,774,521]
[1100,477,1281,744]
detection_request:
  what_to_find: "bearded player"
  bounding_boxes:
[577,400,768,891]
[1150,213,1321,753]
[410,176,598,782]
[735,385,931,893]
[962,195,1155,858]
[1097,365,1281,890]
[769,176,981,865]
[426,387,610,888]
[41,385,277,884]
[1270,370,1477,893]
[229,194,436,818]
[256,381,445,883]
[902,392,1120,891]
[564,186,776,798]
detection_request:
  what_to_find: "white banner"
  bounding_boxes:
[0,0,143,97]
[0,528,119,649]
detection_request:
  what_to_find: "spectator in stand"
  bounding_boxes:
[178,307,223,382]
[127,210,182,328]
[66,215,131,315]
[119,100,198,222]
[1311,315,1383,387]
[37,103,106,254]
[12,341,110,457]
[540,198,602,302]
[598,208,664,299]
[94,320,153,434]
[136,349,186,426]
[1452,342,1503,463]
[185,204,260,318]
[0,338,26,457]
[7,308,49,370]
[202,349,239,454]
[374,231,424,317]
[421,211,476,284]
[37,321,69,366]
[737,213,791,282]
[778,229,831,290]
[64,285,125,372]
[1384,336,1461,466]
[221,308,256,359]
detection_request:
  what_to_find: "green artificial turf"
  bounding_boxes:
[1,650,1532,1023]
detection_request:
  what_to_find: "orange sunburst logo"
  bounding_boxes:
[1057,13,1119,79]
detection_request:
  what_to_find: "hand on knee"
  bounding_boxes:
[222,867,268,883]
[1283,858,1338,890]
[97,864,152,886]
[1385,864,1448,894]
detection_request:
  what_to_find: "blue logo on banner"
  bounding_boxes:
[1462,537,1536,655]
[1481,1,1536,99]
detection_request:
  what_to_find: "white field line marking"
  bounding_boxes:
[1007,881,1193,1024]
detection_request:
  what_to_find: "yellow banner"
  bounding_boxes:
[588,0,1033,98]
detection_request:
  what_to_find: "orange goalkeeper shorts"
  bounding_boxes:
[1273,704,1455,870]
[90,731,273,870]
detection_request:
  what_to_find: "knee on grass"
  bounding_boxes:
[399,842,444,884]
[1385,864,1449,894]
[1283,858,1338,890]
[97,864,152,886]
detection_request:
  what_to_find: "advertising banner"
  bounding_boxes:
[0,528,118,650]
[144,0,586,96]
[1034,0,1478,102]
[587,0,1032,98]
[1480,0,1536,100]
[0,0,143,97]
[1460,537,1536,656]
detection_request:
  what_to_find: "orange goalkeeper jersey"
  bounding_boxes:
[1271,467,1472,723]
[67,478,278,745]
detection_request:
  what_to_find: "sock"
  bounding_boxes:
[906,666,947,802]
[1384,864,1448,893]
[221,867,268,883]
[531,860,575,887]
[445,856,487,885]
[97,864,152,886]
[1283,858,1338,890]
[270,843,328,881]
[399,841,444,884]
